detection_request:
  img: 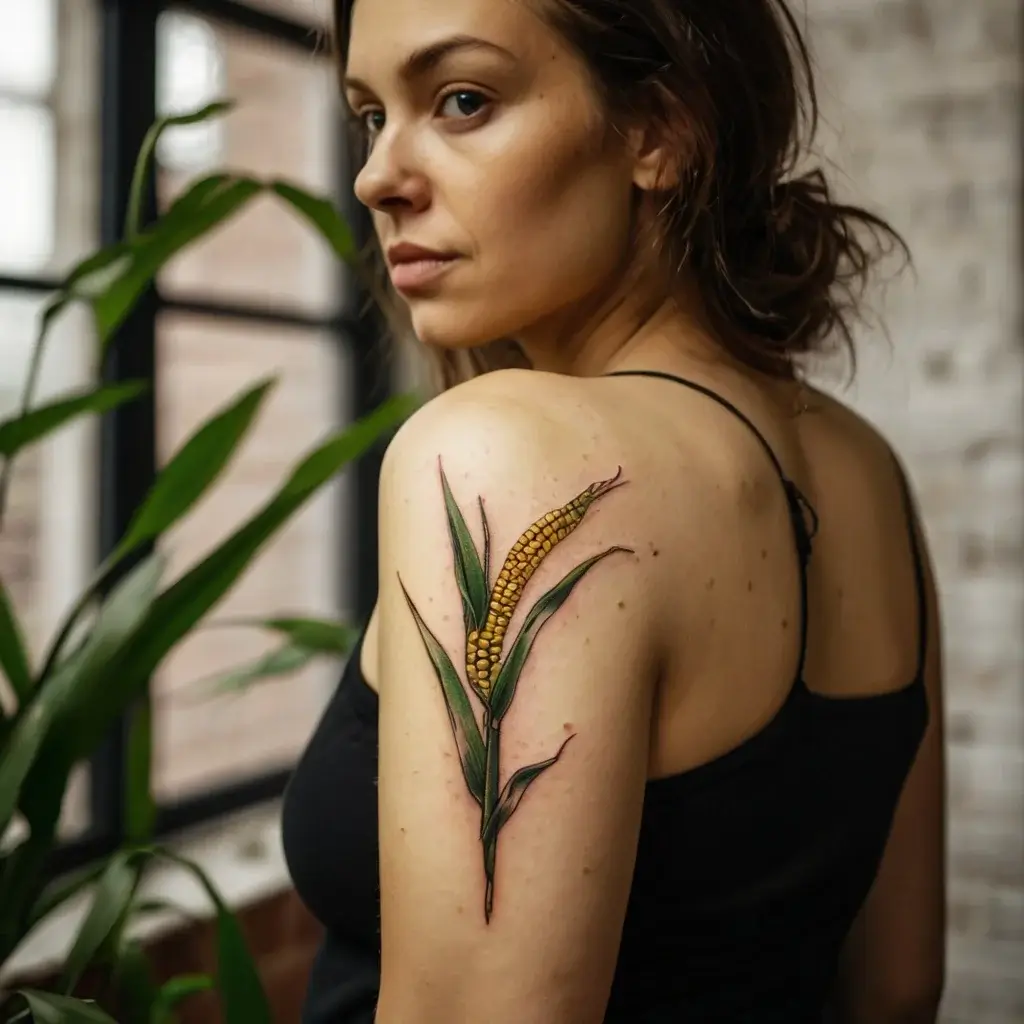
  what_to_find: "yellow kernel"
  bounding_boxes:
[497,615,508,626]
[542,539,552,552]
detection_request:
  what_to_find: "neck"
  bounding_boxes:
[516,272,727,379]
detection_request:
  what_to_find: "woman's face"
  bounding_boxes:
[345,0,647,355]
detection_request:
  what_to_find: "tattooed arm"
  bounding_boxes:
[374,392,657,1024]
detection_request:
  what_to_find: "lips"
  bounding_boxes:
[389,256,457,291]
[386,243,460,293]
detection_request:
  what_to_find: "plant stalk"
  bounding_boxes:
[481,710,501,922]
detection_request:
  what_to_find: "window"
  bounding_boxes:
[0,0,100,841]
[1,0,387,873]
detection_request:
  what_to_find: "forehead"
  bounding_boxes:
[346,0,555,74]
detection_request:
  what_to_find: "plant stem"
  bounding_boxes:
[482,711,500,922]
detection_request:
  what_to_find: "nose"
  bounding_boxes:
[353,128,430,215]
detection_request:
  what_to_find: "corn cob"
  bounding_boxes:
[465,467,624,699]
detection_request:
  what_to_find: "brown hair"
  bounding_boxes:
[333,0,909,389]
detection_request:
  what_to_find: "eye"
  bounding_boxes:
[358,109,386,137]
[438,89,489,121]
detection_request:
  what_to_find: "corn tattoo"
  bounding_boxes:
[400,461,631,922]
[465,468,625,700]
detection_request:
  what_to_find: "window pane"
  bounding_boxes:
[0,290,98,839]
[0,0,56,97]
[0,0,100,277]
[153,313,353,802]
[157,13,344,316]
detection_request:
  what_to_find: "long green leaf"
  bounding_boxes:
[489,546,632,722]
[124,695,155,843]
[194,642,316,697]
[0,700,52,841]
[153,849,272,1024]
[95,176,264,349]
[399,579,485,806]
[270,180,357,263]
[125,101,235,239]
[256,616,358,654]
[26,861,108,933]
[62,395,415,763]
[16,990,118,1023]
[0,381,148,458]
[0,579,32,704]
[110,378,276,564]
[479,497,491,593]
[439,462,488,635]
[58,851,141,994]
[12,555,165,843]
[482,735,575,845]
[107,938,159,1024]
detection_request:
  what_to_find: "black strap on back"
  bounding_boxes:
[604,369,820,682]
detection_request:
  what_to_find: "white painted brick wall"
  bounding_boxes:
[808,2,1023,1020]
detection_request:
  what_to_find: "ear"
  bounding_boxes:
[626,99,693,193]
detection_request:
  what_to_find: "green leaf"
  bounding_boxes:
[59,851,141,994]
[439,461,488,636]
[62,395,416,764]
[152,974,214,1023]
[0,579,32,704]
[482,734,575,845]
[107,939,159,1024]
[479,497,491,593]
[489,546,632,722]
[124,696,155,843]
[205,615,358,655]
[11,555,165,848]
[47,553,166,721]
[110,378,276,565]
[26,861,108,933]
[0,382,148,458]
[258,616,358,654]
[95,176,263,349]
[0,700,57,841]
[125,101,236,239]
[153,849,271,1024]
[399,579,485,806]
[15,990,118,1023]
[270,180,356,263]
[195,642,316,697]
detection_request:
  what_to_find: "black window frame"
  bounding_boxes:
[0,0,387,878]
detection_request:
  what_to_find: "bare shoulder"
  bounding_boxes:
[384,368,617,470]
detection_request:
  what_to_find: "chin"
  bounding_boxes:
[408,300,515,352]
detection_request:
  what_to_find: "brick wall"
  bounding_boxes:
[807,2,1023,1021]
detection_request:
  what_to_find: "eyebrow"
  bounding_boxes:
[344,34,517,93]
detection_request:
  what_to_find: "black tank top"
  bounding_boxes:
[281,370,929,1023]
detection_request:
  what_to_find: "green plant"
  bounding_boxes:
[0,101,415,1022]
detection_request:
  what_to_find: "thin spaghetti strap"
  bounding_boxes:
[606,370,788,479]
[605,368,819,683]
[889,451,929,679]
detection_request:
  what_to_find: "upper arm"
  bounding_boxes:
[833,488,946,1022]
[374,399,655,1024]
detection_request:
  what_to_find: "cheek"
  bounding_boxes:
[418,119,634,346]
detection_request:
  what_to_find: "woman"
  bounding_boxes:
[282,0,947,1021]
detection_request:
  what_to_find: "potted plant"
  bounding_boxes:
[0,101,412,1023]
